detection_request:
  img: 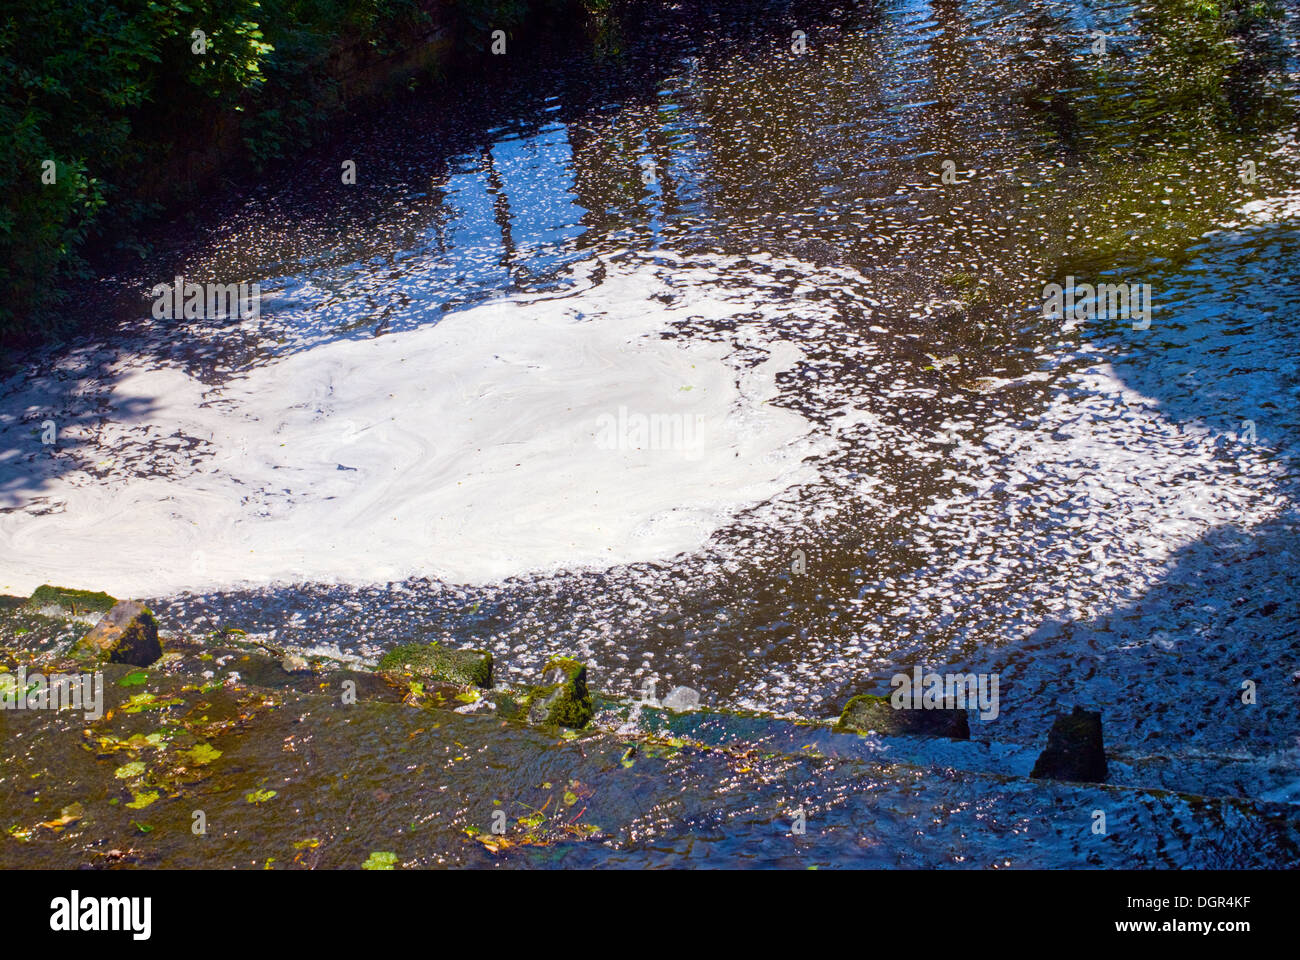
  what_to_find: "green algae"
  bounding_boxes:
[835,693,971,740]
[25,585,117,617]
[362,851,398,870]
[377,641,493,689]
[519,657,593,728]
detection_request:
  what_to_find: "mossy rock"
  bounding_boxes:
[521,657,593,728]
[377,642,492,689]
[26,585,118,617]
[72,600,162,667]
[1030,706,1107,783]
[834,693,970,740]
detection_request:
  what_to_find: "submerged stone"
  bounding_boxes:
[73,601,162,666]
[523,657,594,728]
[26,585,117,618]
[925,298,968,324]
[1030,706,1108,783]
[377,642,492,689]
[660,685,701,712]
[834,693,970,739]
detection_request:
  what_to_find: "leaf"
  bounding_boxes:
[245,788,277,804]
[362,851,398,870]
[126,790,159,810]
[182,743,222,765]
[7,824,33,843]
[118,670,148,687]
[38,802,84,831]
[123,692,183,714]
[114,761,145,779]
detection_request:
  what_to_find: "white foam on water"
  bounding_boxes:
[0,257,823,596]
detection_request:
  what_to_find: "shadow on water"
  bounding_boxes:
[988,204,1300,793]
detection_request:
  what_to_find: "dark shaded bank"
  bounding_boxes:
[0,0,612,341]
[2,588,1297,868]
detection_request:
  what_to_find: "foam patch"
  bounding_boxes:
[0,258,822,595]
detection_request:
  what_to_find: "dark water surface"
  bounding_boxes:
[2,0,1298,866]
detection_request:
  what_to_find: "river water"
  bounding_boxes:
[1,0,1298,865]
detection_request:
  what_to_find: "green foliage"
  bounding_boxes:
[0,0,427,335]
[455,0,531,34]
[0,0,282,332]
